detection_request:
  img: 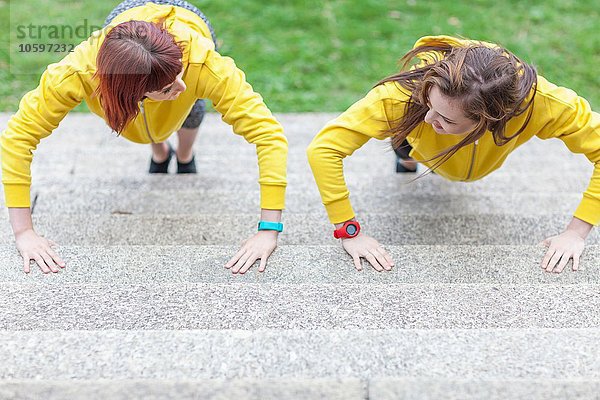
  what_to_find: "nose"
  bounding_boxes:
[176,78,186,93]
[424,108,435,124]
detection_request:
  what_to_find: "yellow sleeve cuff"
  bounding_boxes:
[260,184,286,210]
[3,184,31,208]
[573,195,600,226]
[324,197,356,224]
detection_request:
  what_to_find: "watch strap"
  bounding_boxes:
[258,221,284,232]
[333,220,361,239]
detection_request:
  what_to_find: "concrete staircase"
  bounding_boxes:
[0,112,599,399]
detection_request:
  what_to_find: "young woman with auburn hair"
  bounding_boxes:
[1,1,288,274]
[307,35,599,274]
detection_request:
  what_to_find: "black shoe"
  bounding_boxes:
[396,156,417,173]
[177,154,197,174]
[149,143,174,174]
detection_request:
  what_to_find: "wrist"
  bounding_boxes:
[333,219,361,239]
[566,228,588,241]
[260,209,282,223]
[8,207,34,236]
[567,217,593,240]
[258,229,279,237]
[340,231,361,241]
[13,224,34,236]
[14,227,34,238]
[258,220,284,233]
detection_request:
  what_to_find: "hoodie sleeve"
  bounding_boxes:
[193,49,288,210]
[306,83,401,224]
[535,77,600,226]
[1,62,85,208]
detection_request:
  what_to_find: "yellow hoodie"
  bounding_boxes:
[307,36,600,226]
[1,3,288,210]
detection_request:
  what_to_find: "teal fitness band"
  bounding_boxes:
[258,221,284,232]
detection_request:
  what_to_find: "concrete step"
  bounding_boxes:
[12,168,590,212]
[32,135,590,169]
[4,113,592,199]
[2,282,600,330]
[20,165,591,191]
[2,378,599,400]
[1,329,599,379]
[370,378,600,400]
[0,213,596,245]
[31,188,584,215]
[2,167,590,210]
[2,110,598,396]
[3,111,587,183]
[27,137,591,178]
[1,245,598,284]
[0,379,364,400]
[4,111,587,205]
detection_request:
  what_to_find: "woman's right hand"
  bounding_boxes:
[341,234,395,272]
[15,229,65,274]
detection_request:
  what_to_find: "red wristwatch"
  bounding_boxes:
[333,220,361,239]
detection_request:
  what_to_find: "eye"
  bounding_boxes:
[426,102,455,125]
[162,87,172,94]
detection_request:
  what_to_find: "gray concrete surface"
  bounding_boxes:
[369,378,600,399]
[2,282,600,330]
[0,213,596,245]
[5,172,591,213]
[25,140,592,178]
[2,329,600,379]
[1,112,598,398]
[31,188,584,215]
[1,245,598,284]
[3,378,600,400]
[0,379,366,400]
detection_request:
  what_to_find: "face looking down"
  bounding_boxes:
[144,67,186,101]
[424,85,478,135]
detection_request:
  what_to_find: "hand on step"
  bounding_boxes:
[15,229,65,274]
[225,230,279,274]
[341,233,394,272]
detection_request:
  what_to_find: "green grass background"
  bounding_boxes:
[0,0,598,112]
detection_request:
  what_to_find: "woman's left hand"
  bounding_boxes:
[225,230,279,274]
[539,230,585,273]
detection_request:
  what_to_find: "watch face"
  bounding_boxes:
[346,224,357,236]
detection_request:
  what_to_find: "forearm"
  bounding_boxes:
[260,208,282,223]
[306,144,356,224]
[1,61,81,207]
[196,51,288,200]
[566,216,594,240]
[8,207,33,236]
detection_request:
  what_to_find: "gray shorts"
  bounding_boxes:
[103,0,217,47]
[104,0,216,129]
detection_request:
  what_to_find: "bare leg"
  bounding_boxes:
[176,126,199,163]
[394,138,418,172]
[398,158,418,170]
[150,142,170,163]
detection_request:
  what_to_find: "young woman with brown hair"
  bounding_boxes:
[307,35,598,274]
[1,1,288,274]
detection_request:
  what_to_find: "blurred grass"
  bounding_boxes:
[0,0,598,113]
